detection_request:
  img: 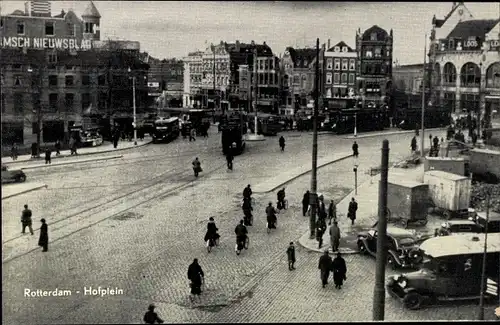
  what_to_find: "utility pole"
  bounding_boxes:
[421,34,427,158]
[254,47,259,135]
[478,189,491,320]
[213,48,217,113]
[309,38,320,239]
[28,65,43,157]
[373,139,389,320]
[128,67,138,145]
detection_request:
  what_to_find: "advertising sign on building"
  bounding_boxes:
[461,37,482,50]
[147,82,160,88]
[0,37,92,50]
[488,40,500,51]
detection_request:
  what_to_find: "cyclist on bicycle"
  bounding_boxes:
[277,188,286,210]
[234,220,248,254]
[242,197,253,226]
[204,217,220,246]
[266,202,278,230]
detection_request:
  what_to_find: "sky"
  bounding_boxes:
[1,1,499,64]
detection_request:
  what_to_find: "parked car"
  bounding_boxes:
[357,227,426,269]
[1,165,26,184]
[434,220,482,236]
[469,211,500,233]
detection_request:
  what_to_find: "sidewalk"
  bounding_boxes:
[343,127,446,140]
[252,152,351,193]
[1,137,151,165]
[18,155,123,170]
[2,182,47,199]
[298,163,427,254]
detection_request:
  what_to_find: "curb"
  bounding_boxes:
[20,155,123,170]
[253,154,352,194]
[2,140,152,166]
[2,184,48,199]
[343,127,446,140]
[297,233,360,255]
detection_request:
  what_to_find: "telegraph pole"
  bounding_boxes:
[373,139,389,320]
[309,38,320,239]
[420,34,427,158]
[213,48,217,113]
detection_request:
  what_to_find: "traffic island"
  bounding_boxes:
[2,182,47,199]
[19,155,123,170]
[245,134,266,141]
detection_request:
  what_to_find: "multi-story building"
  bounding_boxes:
[256,42,279,114]
[143,55,183,109]
[429,2,499,127]
[323,40,357,110]
[1,1,147,147]
[201,41,231,111]
[280,46,324,115]
[392,63,428,111]
[183,51,203,108]
[355,25,393,111]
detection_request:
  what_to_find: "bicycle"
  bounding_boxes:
[277,199,288,211]
[206,237,219,253]
[235,236,249,255]
[266,220,278,234]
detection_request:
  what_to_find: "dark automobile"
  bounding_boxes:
[357,227,425,269]
[1,165,26,184]
[469,211,500,233]
[434,220,482,236]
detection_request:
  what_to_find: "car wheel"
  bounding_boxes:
[16,175,26,183]
[357,241,366,254]
[403,291,423,310]
[387,255,397,270]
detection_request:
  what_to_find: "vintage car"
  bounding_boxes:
[434,220,482,236]
[1,165,26,184]
[469,211,500,233]
[387,233,500,310]
[357,227,425,269]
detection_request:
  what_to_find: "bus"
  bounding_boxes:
[152,117,180,143]
[220,111,246,155]
[247,113,282,136]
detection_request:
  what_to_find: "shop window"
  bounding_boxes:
[341,73,348,84]
[349,59,356,71]
[327,58,333,70]
[443,62,456,85]
[334,73,340,84]
[326,73,332,84]
[65,76,74,86]
[334,59,340,70]
[460,62,480,87]
[49,75,58,86]
[65,93,74,109]
[13,93,23,113]
[49,93,59,111]
[342,59,348,70]
[45,22,55,36]
[17,21,25,35]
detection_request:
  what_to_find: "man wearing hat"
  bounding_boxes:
[38,218,48,252]
[318,250,332,288]
[143,304,164,324]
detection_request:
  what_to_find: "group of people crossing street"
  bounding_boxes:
[20,204,49,252]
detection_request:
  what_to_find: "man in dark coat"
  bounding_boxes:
[242,198,253,226]
[38,218,48,252]
[302,190,310,217]
[21,204,34,235]
[410,136,417,153]
[318,250,332,288]
[11,144,18,161]
[143,304,164,324]
[279,136,285,152]
[45,147,52,164]
[187,258,204,300]
[277,188,286,210]
[328,200,337,225]
[204,217,219,247]
[352,141,359,157]
[331,252,347,289]
[318,195,326,221]
[266,202,278,230]
[226,149,234,170]
[348,198,358,225]
[243,184,252,201]
[329,221,341,252]
[315,218,327,249]
[286,242,296,271]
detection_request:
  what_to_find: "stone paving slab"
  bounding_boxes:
[18,155,123,170]
[1,138,151,165]
[1,182,48,199]
[299,164,427,254]
[252,152,351,193]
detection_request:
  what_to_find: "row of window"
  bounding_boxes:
[257,73,279,85]
[201,74,230,86]
[325,87,352,99]
[258,58,276,71]
[8,74,134,87]
[361,62,390,75]
[325,73,355,85]
[14,21,95,37]
[326,58,356,71]
[203,61,229,71]
[362,47,391,58]
[441,62,500,88]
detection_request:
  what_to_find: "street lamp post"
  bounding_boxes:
[309,38,320,239]
[353,157,359,195]
[354,112,358,137]
[28,66,42,157]
[128,67,138,145]
[420,34,427,159]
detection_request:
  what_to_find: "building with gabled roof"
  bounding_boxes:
[428,2,499,130]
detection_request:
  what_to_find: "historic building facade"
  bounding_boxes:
[201,42,231,111]
[1,1,147,147]
[182,51,203,108]
[355,25,393,110]
[323,40,357,110]
[144,55,183,110]
[429,2,500,127]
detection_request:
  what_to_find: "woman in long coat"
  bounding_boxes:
[331,252,347,289]
[38,218,48,252]
[204,217,219,246]
[187,259,204,297]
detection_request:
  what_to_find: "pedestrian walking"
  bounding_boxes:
[189,127,196,142]
[70,137,78,155]
[347,198,358,225]
[21,204,34,235]
[410,136,417,154]
[45,147,52,164]
[143,304,164,324]
[329,221,341,252]
[318,195,326,221]
[286,242,296,270]
[318,250,332,288]
[331,252,347,289]
[352,141,359,157]
[328,200,336,225]
[187,258,204,301]
[38,218,48,252]
[302,190,310,217]
[31,142,38,158]
[226,149,234,171]
[54,139,61,156]
[10,144,18,161]
[279,136,285,152]
[315,218,327,249]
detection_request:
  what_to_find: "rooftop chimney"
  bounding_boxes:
[328,39,331,49]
